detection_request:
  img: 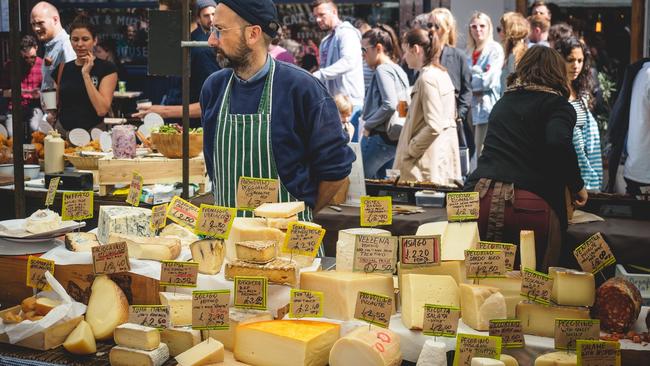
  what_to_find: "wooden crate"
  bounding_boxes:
[97,156,206,196]
[0,306,82,350]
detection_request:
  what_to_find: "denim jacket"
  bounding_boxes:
[467,40,504,125]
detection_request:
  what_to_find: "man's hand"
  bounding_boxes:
[574,187,588,207]
[314,178,349,213]
[132,104,164,119]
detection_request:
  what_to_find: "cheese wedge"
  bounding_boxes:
[114,323,160,351]
[190,239,225,275]
[235,240,277,264]
[225,218,286,260]
[441,222,480,260]
[160,223,199,247]
[175,337,224,366]
[63,320,96,355]
[459,284,507,331]
[471,358,505,366]
[34,297,61,316]
[254,202,305,218]
[336,228,391,272]
[398,261,469,286]
[109,343,169,366]
[160,327,201,357]
[108,233,181,261]
[86,275,129,340]
[225,258,298,286]
[402,274,460,329]
[329,326,402,366]
[516,301,590,338]
[235,320,339,366]
[520,230,536,271]
[500,354,519,366]
[476,272,525,318]
[65,232,100,252]
[416,339,446,366]
[159,292,192,326]
[202,308,273,351]
[548,267,595,307]
[266,215,298,229]
[534,351,577,366]
[98,205,153,244]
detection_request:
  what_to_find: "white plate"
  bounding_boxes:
[143,113,164,129]
[99,131,112,152]
[104,117,127,125]
[69,128,91,147]
[138,124,151,138]
[0,219,86,240]
[0,238,63,255]
[90,128,103,141]
[38,120,53,134]
[0,124,7,138]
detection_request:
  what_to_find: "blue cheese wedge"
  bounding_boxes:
[97,206,153,244]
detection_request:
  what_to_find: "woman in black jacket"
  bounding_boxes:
[465,46,588,271]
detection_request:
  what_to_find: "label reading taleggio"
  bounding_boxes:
[477,241,517,271]
[399,235,441,268]
[576,340,621,366]
[520,268,554,305]
[446,192,480,222]
[151,203,168,230]
[422,304,460,337]
[573,232,616,274]
[125,171,143,206]
[453,333,502,366]
[354,291,393,328]
[465,249,507,278]
[360,196,392,226]
[128,305,169,329]
[289,289,324,318]
[167,196,200,229]
[234,276,267,310]
[555,319,601,350]
[282,222,326,257]
[92,241,130,275]
[489,319,525,348]
[45,177,60,207]
[61,191,94,220]
[195,204,236,239]
[236,177,279,210]
[160,261,198,288]
[192,290,230,330]
[352,234,397,274]
[26,256,55,291]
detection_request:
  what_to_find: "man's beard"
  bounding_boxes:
[215,36,253,74]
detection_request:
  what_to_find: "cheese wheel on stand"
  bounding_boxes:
[329,326,402,366]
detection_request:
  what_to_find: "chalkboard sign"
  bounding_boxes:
[148,10,182,76]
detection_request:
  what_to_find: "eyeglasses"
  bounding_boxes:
[470,24,487,29]
[427,22,440,31]
[210,24,251,39]
[361,45,375,54]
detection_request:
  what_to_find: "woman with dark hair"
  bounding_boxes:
[360,24,410,179]
[394,28,461,185]
[554,36,603,191]
[55,16,117,133]
[95,38,128,82]
[465,46,587,271]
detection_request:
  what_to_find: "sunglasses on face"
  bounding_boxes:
[471,24,487,29]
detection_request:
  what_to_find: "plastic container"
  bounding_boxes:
[23,144,39,165]
[112,125,136,159]
[415,190,446,207]
[44,130,64,174]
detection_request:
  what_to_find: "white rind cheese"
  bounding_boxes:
[190,239,225,275]
[109,343,169,366]
[114,323,160,351]
[329,326,402,366]
[98,206,153,244]
[416,339,447,366]
[108,233,181,261]
[401,274,459,330]
[336,228,391,272]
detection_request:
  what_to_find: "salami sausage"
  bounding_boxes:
[593,277,642,333]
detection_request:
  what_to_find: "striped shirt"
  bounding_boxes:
[571,98,603,191]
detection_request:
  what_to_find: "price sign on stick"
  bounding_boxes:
[160,261,198,288]
[573,232,616,274]
[465,249,507,278]
[422,304,460,337]
[576,340,621,366]
[446,192,480,222]
[151,203,168,230]
[360,196,392,226]
[167,196,199,229]
[399,235,441,268]
[125,171,144,206]
[234,276,267,310]
[281,222,326,257]
[453,334,502,366]
[520,268,553,305]
[289,289,324,318]
[554,319,600,350]
[61,191,93,220]
[92,241,130,275]
[195,204,236,239]
[489,319,525,348]
[352,234,397,273]
[26,256,55,291]
[237,177,279,210]
[477,241,517,271]
[45,177,60,207]
[128,305,169,329]
[192,290,230,330]
[354,291,393,328]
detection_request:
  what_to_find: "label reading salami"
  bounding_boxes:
[125,171,143,206]
[92,242,130,275]
[352,234,397,273]
[237,177,279,210]
[289,289,324,318]
[234,276,267,310]
[399,235,441,268]
[360,196,392,226]
[150,203,168,230]
[576,340,621,366]
[61,191,94,220]
[192,290,230,330]
[573,233,616,274]
[446,192,480,222]
[422,304,460,337]
[453,333,502,366]
[128,305,169,329]
[45,177,60,207]
[477,241,517,271]
[195,204,236,239]
[465,249,507,278]
[489,319,525,348]
[554,319,601,350]
[520,268,554,305]
[160,261,198,288]
[167,196,200,229]
[26,256,55,291]
[354,291,393,328]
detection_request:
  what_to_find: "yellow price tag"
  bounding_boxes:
[26,256,55,291]
[126,171,144,206]
[61,191,94,220]
[360,196,392,226]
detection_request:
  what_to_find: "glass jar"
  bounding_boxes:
[112,125,136,159]
[23,144,39,164]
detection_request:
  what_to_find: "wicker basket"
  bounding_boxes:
[150,133,203,159]
[64,153,102,170]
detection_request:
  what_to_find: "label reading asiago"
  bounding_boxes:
[236,177,279,210]
[453,333,502,366]
[353,234,397,273]
[191,290,230,330]
[400,235,441,267]
[422,304,460,337]
[92,241,130,275]
[573,232,616,274]
[554,319,600,350]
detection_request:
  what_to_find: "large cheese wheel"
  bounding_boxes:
[329,327,401,366]
[593,277,642,333]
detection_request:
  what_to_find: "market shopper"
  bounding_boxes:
[499,12,529,94]
[527,14,550,48]
[201,0,355,222]
[465,46,588,271]
[394,28,461,186]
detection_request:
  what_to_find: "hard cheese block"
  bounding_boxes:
[86,275,129,340]
[190,239,225,275]
[416,340,446,366]
[416,221,479,260]
[477,272,525,318]
[175,337,224,366]
[254,202,305,218]
[235,240,277,264]
[471,358,505,366]
[398,261,469,286]
[97,205,153,244]
[114,323,160,351]
[225,258,298,286]
[234,320,340,366]
[108,233,181,261]
[160,223,199,248]
[64,232,99,252]
[160,327,201,357]
[225,218,286,261]
[266,215,298,229]
[63,320,96,355]
[516,301,590,337]
[534,351,577,366]
[203,308,273,351]
[159,292,192,326]
[459,284,507,331]
[300,271,394,321]
[109,343,169,366]
[336,228,391,272]
[329,326,402,366]
[548,267,595,307]
[401,274,459,330]
[519,230,536,271]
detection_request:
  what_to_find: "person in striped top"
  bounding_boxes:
[554,36,603,191]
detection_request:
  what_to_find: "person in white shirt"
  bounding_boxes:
[623,61,650,195]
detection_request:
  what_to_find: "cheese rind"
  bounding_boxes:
[63,320,96,355]
[401,274,459,329]
[225,218,285,261]
[476,272,524,318]
[471,358,505,366]
[520,230,536,271]
[160,327,201,357]
[97,205,153,244]
[336,228,391,272]
[175,337,224,366]
[534,351,577,366]
[109,343,169,366]
[114,323,160,351]
[160,223,199,248]
[225,258,298,286]
[64,232,99,252]
[202,308,273,351]
[86,275,129,340]
[329,326,402,366]
[459,284,507,331]
[254,202,305,218]
[159,292,192,326]
[108,233,181,261]
[235,240,277,264]
[190,239,225,275]
[516,301,590,338]
[549,267,595,307]
[300,271,394,321]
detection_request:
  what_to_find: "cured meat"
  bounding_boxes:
[593,277,642,333]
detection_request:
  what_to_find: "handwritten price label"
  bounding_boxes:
[289,289,324,318]
[26,256,55,291]
[160,261,198,288]
[167,196,200,230]
[399,235,441,268]
[573,232,616,274]
[520,268,553,305]
[237,177,278,210]
[125,171,143,206]
[422,304,460,337]
[192,290,230,330]
[446,192,480,222]
[151,203,168,230]
[360,196,392,226]
[128,305,169,329]
[281,222,325,257]
[234,276,267,310]
[453,333,502,366]
[477,241,517,271]
[554,319,600,350]
[576,340,621,366]
[195,204,236,239]
[354,291,393,328]
[61,191,93,220]
[45,177,60,207]
[92,241,130,275]
[352,234,397,274]
[489,319,525,348]
[465,249,507,279]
